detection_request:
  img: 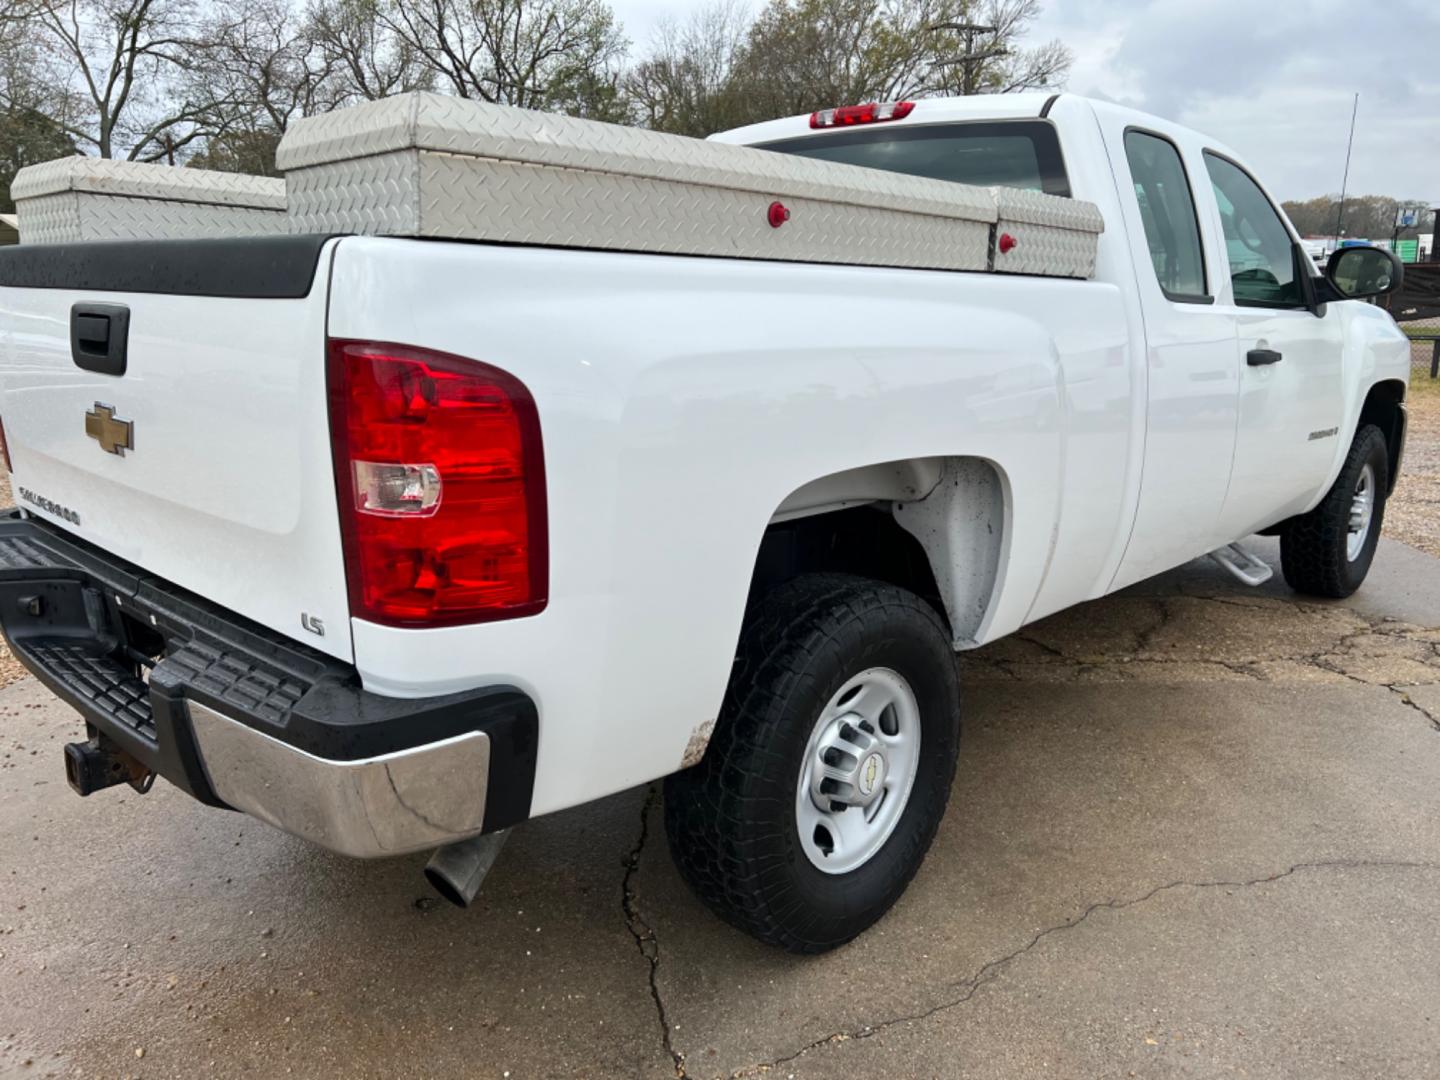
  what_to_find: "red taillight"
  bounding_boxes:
[809,101,915,129]
[0,415,10,473]
[327,340,548,628]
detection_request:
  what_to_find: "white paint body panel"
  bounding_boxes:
[327,235,1130,815]
[0,244,354,662]
[0,96,1410,826]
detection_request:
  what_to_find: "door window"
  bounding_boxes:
[1203,152,1304,308]
[1123,130,1208,302]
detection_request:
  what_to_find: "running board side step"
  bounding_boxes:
[1208,543,1274,586]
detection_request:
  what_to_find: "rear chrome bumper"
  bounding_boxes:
[190,702,493,857]
[0,512,537,857]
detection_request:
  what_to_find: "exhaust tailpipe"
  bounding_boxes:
[424,829,511,908]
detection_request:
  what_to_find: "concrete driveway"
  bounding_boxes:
[2,537,1438,1080]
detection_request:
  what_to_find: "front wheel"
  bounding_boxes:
[664,574,960,954]
[1281,423,1389,599]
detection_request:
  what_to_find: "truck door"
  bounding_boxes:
[1199,151,1346,539]
[1100,123,1241,589]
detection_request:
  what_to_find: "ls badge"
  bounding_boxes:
[85,403,134,456]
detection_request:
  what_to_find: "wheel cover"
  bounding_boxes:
[1347,462,1376,562]
[795,667,922,875]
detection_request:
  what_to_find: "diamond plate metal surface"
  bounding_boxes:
[279,93,1104,278]
[991,185,1104,232]
[278,92,997,224]
[13,193,80,245]
[17,191,288,244]
[988,186,1106,278]
[13,157,287,243]
[12,157,285,207]
[287,150,993,270]
[991,219,1099,278]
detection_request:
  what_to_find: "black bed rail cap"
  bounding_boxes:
[0,234,337,299]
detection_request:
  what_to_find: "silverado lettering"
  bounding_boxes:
[17,487,81,526]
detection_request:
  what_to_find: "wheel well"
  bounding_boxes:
[1359,379,1406,494]
[750,505,946,626]
[748,456,1007,645]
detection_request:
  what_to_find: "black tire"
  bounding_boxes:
[1280,423,1389,599]
[664,573,960,954]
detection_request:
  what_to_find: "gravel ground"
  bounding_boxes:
[0,471,20,690]
[1387,378,1440,558]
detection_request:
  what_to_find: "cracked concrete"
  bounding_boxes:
[1,537,1439,1078]
[623,787,687,1078]
[733,858,1440,1078]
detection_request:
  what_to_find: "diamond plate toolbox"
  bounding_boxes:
[12,158,286,244]
[278,92,1103,278]
[990,187,1106,279]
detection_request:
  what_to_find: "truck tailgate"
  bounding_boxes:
[0,237,352,662]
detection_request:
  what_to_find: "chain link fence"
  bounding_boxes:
[1410,318,1440,379]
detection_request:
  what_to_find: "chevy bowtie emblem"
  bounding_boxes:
[85,403,134,456]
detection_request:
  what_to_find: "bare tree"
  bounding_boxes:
[11,0,210,160]
[193,0,334,133]
[928,0,1071,95]
[306,0,433,103]
[180,0,333,173]
[378,0,627,115]
[627,1,749,137]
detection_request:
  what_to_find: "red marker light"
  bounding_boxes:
[767,201,790,228]
[998,233,1018,255]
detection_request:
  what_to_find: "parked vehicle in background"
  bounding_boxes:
[0,92,1410,953]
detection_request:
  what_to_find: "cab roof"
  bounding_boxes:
[708,92,1060,147]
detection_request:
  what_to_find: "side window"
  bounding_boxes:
[1123,130,1208,302]
[1203,153,1304,308]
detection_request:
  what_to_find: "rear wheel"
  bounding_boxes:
[1280,423,1388,599]
[664,574,960,953]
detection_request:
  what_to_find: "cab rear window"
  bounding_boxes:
[758,121,1070,198]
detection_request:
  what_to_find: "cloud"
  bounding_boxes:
[1033,0,1440,200]
[610,0,1436,199]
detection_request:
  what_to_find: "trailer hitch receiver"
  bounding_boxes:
[63,733,155,797]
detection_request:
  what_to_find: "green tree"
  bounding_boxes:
[184,128,283,176]
[1282,194,1435,241]
[0,106,75,212]
[631,0,1072,139]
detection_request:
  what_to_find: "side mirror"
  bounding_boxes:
[1324,245,1404,300]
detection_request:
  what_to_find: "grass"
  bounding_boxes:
[1409,370,1440,400]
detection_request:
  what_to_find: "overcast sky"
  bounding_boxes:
[608,0,1440,203]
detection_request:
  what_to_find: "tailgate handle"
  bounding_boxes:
[70,302,130,376]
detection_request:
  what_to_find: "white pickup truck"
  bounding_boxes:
[0,92,1409,954]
